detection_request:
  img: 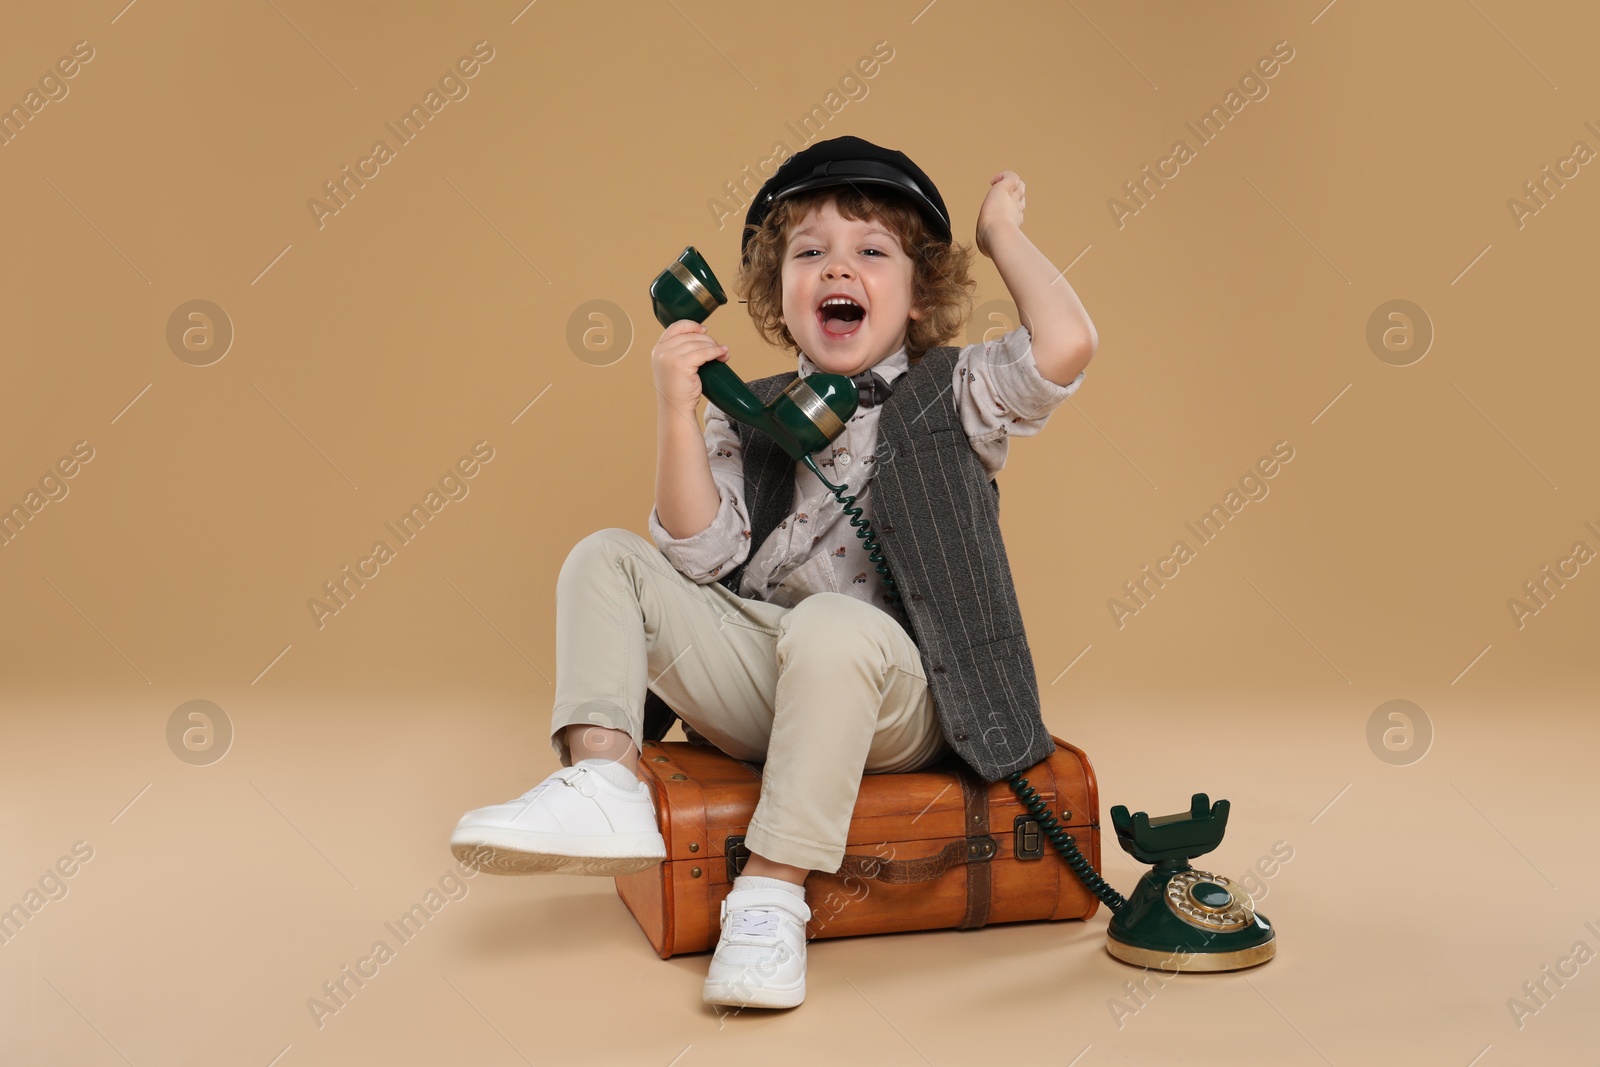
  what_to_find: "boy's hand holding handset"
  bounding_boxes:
[651,319,730,410]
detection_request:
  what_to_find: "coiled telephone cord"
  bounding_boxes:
[803,459,901,603]
[1008,770,1127,913]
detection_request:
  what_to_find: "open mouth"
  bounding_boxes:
[817,296,866,340]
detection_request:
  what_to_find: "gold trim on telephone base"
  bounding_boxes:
[1105,933,1277,972]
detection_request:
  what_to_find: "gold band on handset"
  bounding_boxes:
[668,260,722,315]
[780,376,844,439]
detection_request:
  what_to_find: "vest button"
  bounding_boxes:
[932,664,946,673]
[910,592,922,601]
[881,524,894,534]
[953,732,969,741]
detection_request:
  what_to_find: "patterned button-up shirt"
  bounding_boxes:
[647,325,1085,631]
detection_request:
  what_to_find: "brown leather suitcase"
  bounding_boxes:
[614,734,1102,957]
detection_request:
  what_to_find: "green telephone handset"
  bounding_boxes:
[648,247,1275,971]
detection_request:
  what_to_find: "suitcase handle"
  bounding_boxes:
[830,765,997,887]
[834,835,996,884]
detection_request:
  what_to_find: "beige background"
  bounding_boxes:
[2,1,1595,1064]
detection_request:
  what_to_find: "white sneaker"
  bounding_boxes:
[702,885,811,1009]
[450,759,667,877]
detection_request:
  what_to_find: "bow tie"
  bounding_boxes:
[849,369,894,409]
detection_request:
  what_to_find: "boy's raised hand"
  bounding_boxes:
[976,170,1026,259]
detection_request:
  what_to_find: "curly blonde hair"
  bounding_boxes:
[736,186,976,365]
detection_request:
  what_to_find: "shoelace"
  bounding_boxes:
[725,908,782,941]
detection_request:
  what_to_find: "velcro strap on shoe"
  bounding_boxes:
[719,888,811,925]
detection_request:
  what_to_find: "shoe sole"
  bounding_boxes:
[702,975,806,1009]
[451,829,665,877]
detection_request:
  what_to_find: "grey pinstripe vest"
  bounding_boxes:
[641,345,1056,783]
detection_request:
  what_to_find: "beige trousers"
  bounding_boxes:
[548,527,951,873]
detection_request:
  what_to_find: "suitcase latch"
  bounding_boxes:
[724,834,751,879]
[1014,814,1044,860]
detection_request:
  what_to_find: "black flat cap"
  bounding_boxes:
[741,135,952,263]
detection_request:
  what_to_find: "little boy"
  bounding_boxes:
[450,135,1097,1010]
